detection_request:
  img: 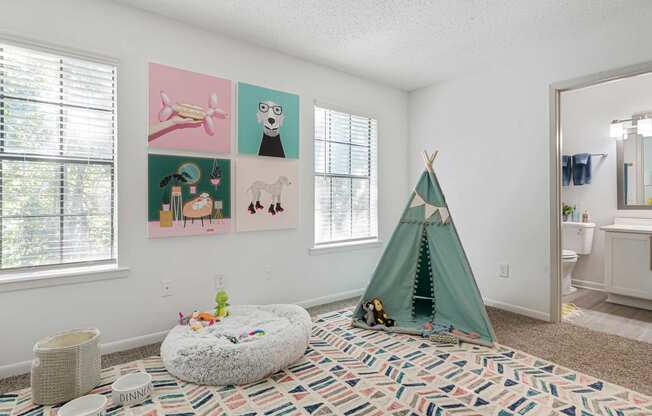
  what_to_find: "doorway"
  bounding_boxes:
[550,63,652,343]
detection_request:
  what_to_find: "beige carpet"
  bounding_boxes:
[2,300,651,397]
[488,307,652,396]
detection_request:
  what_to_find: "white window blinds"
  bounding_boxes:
[0,42,116,270]
[314,105,378,245]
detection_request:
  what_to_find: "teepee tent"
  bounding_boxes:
[353,151,496,346]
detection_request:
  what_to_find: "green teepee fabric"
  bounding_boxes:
[353,163,496,346]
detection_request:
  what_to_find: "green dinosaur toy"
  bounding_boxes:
[215,290,230,318]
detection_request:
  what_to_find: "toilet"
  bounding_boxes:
[561,221,595,295]
[561,249,578,295]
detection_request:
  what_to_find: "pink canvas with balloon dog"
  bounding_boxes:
[148,63,232,153]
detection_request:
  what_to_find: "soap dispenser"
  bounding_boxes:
[573,205,579,222]
[582,210,590,223]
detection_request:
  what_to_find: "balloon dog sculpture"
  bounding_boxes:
[158,91,228,136]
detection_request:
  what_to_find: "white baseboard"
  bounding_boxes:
[483,298,550,322]
[0,330,170,379]
[100,330,169,355]
[606,293,652,311]
[296,288,364,309]
[571,279,605,292]
[0,288,365,380]
[0,360,32,380]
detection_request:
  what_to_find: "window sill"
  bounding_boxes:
[0,264,130,293]
[309,239,383,256]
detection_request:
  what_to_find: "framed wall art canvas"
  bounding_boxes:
[148,154,231,238]
[148,63,232,153]
[236,157,299,232]
[237,82,299,159]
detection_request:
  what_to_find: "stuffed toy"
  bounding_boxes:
[362,301,376,326]
[179,311,218,332]
[369,298,395,327]
[215,290,230,318]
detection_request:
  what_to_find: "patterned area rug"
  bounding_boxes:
[2,309,651,416]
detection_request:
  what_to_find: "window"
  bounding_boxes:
[314,105,378,245]
[0,42,116,271]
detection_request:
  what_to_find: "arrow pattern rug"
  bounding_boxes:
[1,309,651,415]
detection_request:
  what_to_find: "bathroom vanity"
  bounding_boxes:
[601,218,652,310]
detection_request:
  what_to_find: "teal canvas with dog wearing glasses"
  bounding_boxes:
[237,82,300,159]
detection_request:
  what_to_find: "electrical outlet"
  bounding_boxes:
[498,263,510,278]
[161,280,173,297]
[264,265,272,280]
[214,274,226,290]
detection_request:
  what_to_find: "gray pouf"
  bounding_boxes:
[161,304,312,385]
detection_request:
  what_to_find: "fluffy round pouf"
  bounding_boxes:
[161,304,312,385]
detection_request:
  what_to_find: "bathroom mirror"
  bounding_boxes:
[617,133,652,208]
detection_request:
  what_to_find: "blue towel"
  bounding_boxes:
[561,155,571,186]
[572,153,592,185]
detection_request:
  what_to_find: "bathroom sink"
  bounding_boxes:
[601,218,652,234]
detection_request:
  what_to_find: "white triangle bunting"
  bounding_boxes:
[409,192,449,224]
[424,204,438,220]
[409,192,426,208]
[438,207,450,224]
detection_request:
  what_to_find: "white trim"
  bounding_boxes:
[296,287,364,308]
[550,61,652,324]
[483,298,550,322]
[0,31,119,66]
[0,288,364,379]
[606,293,652,311]
[311,102,380,249]
[0,35,121,275]
[309,239,383,255]
[0,360,31,379]
[570,279,605,292]
[0,265,130,293]
[0,329,168,379]
[314,100,378,123]
[101,330,169,355]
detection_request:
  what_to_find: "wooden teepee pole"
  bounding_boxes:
[423,150,438,172]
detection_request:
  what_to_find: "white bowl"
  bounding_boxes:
[58,394,106,416]
[111,372,153,406]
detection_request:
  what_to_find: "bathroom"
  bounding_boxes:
[559,71,652,343]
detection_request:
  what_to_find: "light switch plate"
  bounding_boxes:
[498,263,510,278]
[214,274,225,290]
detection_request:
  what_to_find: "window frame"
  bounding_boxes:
[0,35,120,276]
[312,101,379,249]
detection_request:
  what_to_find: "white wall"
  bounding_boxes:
[561,73,652,289]
[0,0,408,370]
[408,9,652,320]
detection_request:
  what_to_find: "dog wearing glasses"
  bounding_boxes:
[256,101,286,158]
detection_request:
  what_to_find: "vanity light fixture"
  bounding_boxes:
[612,113,652,139]
[637,118,652,137]
[610,120,624,139]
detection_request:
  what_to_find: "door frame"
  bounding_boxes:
[549,61,652,323]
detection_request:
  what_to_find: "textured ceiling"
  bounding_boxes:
[111,0,648,90]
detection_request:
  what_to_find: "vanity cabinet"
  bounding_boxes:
[604,231,652,301]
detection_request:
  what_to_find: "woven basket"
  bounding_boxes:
[31,328,101,405]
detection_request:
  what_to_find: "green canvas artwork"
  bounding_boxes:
[148,154,231,238]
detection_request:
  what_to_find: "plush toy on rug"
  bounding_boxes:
[362,301,376,326]
[365,298,395,327]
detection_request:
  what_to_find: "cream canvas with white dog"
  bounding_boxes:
[236,157,299,232]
